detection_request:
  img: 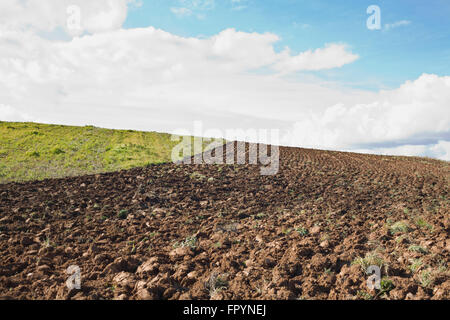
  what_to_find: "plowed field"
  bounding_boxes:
[0,143,449,300]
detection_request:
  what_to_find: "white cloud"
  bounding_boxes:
[0,27,361,131]
[0,3,448,161]
[384,20,411,31]
[230,0,248,11]
[274,43,359,73]
[171,0,215,18]
[0,0,131,35]
[281,74,450,153]
[0,104,34,122]
[182,0,215,10]
[430,140,450,161]
[170,7,193,17]
[349,140,450,161]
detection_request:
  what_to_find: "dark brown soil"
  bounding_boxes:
[0,143,449,300]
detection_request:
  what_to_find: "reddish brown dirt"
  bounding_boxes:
[0,144,449,300]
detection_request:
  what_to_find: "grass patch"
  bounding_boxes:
[295,227,309,236]
[419,270,434,288]
[409,258,423,273]
[0,121,221,183]
[389,221,410,235]
[173,236,198,249]
[255,213,266,220]
[380,277,395,293]
[117,209,128,219]
[352,251,387,274]
[408,245,428,254]
[395,234,410,244]
[52,147,65,155]
[206,272,229,297]
[414,217,433,231]
[357,290,373,300]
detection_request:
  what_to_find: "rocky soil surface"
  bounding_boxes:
[0,143,449,300]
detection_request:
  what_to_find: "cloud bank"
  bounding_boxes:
[0,0,448,161]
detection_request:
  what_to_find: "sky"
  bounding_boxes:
[0,0,449,160]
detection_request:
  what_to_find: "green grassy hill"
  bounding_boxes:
[0,121,209,183]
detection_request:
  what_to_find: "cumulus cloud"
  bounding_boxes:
[281,74,450,152]
[0,0,133,35]
[0,2,448,161]
[274,43,359,73]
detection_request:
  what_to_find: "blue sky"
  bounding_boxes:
[124,0,450,90]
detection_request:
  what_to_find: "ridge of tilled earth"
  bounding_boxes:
[0,144,449,300]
